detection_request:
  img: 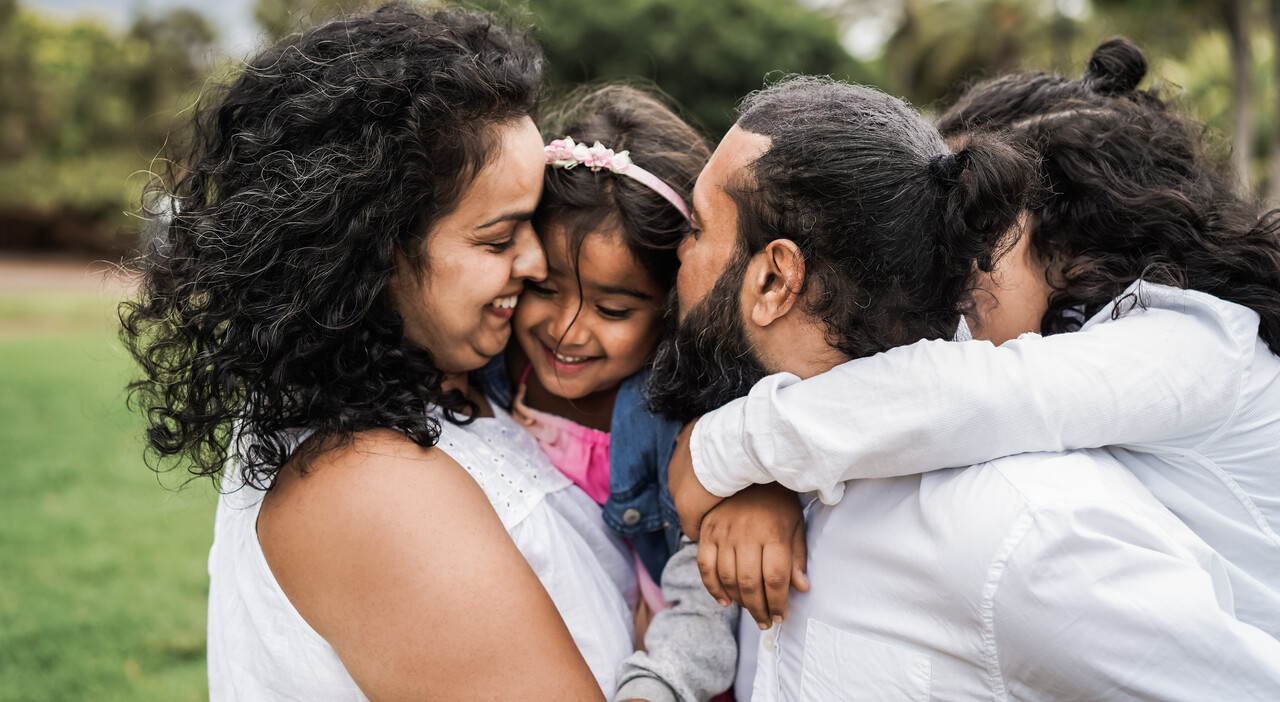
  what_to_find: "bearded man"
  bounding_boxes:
[648,76,1280,700]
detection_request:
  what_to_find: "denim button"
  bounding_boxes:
[622,508,642,526]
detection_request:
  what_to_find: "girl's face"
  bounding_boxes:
[514,223,665,400]
[391,117,548,375]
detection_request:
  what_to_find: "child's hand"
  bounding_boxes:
[696,483,809,629]
[668,419,725,537]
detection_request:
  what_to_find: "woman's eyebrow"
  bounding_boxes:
[477,210,535,229]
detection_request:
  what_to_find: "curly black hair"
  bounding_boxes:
[939,37,1280,354]
[121,3,544,489]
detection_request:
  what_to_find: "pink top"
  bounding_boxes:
[512,366,670,613]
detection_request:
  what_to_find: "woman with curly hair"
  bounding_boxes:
[122,4,633,699]
[671,37,1280,640]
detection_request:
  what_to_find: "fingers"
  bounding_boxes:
[717,543,740,610]
[790,522,810,593]
[735,545,770,628]
[762,542,792,624]
[696,540,731,607]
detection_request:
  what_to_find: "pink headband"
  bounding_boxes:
[544,137,691,220]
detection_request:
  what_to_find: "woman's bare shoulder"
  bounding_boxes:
[261,428,492,561]
[257,427,602,699]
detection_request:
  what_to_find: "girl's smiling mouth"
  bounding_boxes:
[542,343,598,375]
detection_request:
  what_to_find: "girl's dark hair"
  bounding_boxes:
[120,3,543,488]
[534,84,710,294]
[731,76,1035,359]
[939,37,1280,354]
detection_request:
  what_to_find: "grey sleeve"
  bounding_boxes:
[614,538,740,702]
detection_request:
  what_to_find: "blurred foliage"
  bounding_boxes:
[0,2,217,253]
[244,0,871,134]
[472,0,873,135]
[3,0,1280,256]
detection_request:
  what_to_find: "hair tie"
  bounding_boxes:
[544,136,690,220]
[928,152,962,185]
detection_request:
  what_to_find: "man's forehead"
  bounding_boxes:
[694,126,771,210]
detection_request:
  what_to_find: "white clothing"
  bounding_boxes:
[692,281,1280,635]
[207,405,636,701]
[750,449,1280,701]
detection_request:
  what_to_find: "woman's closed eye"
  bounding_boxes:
[485,237,516,253]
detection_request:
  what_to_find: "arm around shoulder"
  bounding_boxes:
[692,294,1250,501]
[258,429,605,701]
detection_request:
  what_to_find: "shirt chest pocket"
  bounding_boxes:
[799,620,932,701]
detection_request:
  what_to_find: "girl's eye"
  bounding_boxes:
[526,281,557,296]
[486,238,516,253]
[597,306,632,320]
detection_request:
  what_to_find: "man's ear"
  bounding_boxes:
[744,239,805,328]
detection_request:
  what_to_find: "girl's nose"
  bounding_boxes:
[546,301,590,348]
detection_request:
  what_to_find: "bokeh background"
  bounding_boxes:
[2,0,1277,699]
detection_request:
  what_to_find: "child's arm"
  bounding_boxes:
[682,286,1251,525]
[614,539,740,702]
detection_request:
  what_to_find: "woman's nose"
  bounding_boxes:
[512,222,547,281]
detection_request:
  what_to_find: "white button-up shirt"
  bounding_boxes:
[693,281,1280,638]
[749,449,1280,701]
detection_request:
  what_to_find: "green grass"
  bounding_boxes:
[0,291,213,702]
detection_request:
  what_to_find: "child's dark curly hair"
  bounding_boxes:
[120,3,543,488]
[939,37,1280,354]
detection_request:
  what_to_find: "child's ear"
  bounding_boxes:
[745,239,805,328]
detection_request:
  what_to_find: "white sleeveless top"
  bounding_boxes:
[207,405,636,701]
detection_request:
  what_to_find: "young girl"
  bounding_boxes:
[674,37,1280,640]
[480,84,740,702]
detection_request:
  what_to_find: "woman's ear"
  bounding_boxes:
[745,239,805,328]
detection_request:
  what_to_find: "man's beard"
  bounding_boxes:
[646,252,769,423]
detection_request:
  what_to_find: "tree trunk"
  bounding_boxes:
[1269,0,1280,205]
[1225,0,1254,192]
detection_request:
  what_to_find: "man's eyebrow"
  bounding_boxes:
[589,282,656,300]
[477,210,535,229]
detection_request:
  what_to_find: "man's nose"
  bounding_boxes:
[676,232,694,263]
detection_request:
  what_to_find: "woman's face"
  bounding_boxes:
[967,214,1055,345]
[391,117,548,375]
[513,223,665,400]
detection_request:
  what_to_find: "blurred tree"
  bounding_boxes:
[827,0,1074,110]
[0,0,36,158]
[1270,0,1280,203]
[126,8,218,150]
[255,0,369,41]
[1094,0,1256,189]
[476,0,872,135]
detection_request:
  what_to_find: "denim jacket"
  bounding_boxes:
[475,358,685,584]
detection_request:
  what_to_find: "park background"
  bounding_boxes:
[1,0,1278,699]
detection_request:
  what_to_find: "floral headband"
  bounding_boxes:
[544,136,691,220]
